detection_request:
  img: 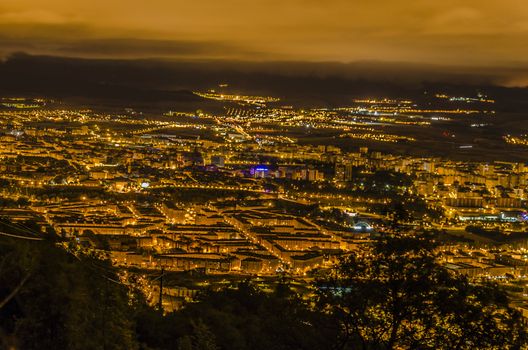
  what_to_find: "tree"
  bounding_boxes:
[190,319,219,350]
[0,236,140,350]
[316,235,528,350]
[152,281,339,350]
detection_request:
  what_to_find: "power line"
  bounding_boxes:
[0,231,44,241]
[0,218,42,237]
[0,225,128,285]
[0,222,141,289]
[65,248,130,286]
[151,271,169,281]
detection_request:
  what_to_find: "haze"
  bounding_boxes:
[0,0,526,63]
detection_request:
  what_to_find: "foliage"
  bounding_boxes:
[316,235,528,350]
[0,237,139,350]
[137,281,337,350]
[1,226,527,350]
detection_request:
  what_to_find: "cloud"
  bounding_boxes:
[0,9,70,24]
[0,0,526,65]
[54,38,261,59]
[0,35,262,61]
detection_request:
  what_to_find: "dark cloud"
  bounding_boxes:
[0,0,527,85]
[55,39,260,59]
[0,23,263,60]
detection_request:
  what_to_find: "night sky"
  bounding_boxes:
[1,0,527,86]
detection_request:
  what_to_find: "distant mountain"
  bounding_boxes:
[1,53,527,109]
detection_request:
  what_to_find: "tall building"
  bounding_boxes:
[344,163,354,181]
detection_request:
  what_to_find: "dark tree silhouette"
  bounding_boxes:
[2,218,527,350]
[316,235,528,350]
[0,236,139,350]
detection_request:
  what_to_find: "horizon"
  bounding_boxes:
[2,51,528,90]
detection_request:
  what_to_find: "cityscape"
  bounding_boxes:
[1,1,528,349]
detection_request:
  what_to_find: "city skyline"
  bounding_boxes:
[1,1,528,349]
